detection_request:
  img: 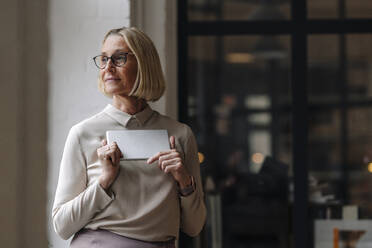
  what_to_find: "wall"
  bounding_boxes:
[131,0,178,119]
[0,0,48,247]
[47,1,130,247]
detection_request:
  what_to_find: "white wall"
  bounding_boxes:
[48,1,130,247]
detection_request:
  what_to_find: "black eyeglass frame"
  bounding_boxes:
[92,52,134,69]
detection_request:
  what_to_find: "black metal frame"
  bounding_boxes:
[186,19,372,35]
[177,1,372,247]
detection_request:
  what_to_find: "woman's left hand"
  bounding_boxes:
[147,136,192,188]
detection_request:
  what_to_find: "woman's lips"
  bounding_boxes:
[104,78,120,83]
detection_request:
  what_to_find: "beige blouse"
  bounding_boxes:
[52,104,206,241]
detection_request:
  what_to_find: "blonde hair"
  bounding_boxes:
[98,27,166,101]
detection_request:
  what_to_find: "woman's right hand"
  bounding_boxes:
[97,140,122,191]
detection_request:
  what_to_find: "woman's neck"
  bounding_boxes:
[112,95,147,115]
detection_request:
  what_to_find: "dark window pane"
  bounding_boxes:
[188,0,290,21]
[308,35,340,104]
[308,34,372,248]
[347,0,372,18]
[308,109,342,171]
[308,0,339,19]
[347,108,372,218]
[188,35,292,247]
[309,0,372,18]
[347,34,372,101]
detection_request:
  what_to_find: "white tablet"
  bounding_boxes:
[106,129,170,160]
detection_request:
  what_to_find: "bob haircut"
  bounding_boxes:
[98,27,166,101]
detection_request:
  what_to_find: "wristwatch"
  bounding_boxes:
[179,176,195,197]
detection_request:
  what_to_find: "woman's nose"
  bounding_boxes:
[104,58,115,71]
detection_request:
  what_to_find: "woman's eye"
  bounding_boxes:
[100,57,108,63]
[115,56,125,63]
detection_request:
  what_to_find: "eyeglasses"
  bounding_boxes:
[93,52,133,69]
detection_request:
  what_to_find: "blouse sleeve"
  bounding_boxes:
[52,126,114,240]
[179,126,207,236]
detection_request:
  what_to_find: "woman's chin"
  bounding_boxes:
[106,88,131,97]
[104,83,131,96]
[105,85,123,94]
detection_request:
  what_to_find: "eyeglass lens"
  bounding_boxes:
[94,53,128,69]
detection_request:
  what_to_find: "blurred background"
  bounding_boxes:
[2,0,372,247]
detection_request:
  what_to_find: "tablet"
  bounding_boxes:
[106,129,170,160]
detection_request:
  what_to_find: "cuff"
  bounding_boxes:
[94,180,115,209]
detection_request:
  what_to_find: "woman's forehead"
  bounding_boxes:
[101,35,129,53]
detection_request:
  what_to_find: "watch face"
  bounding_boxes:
[180,176,195,196]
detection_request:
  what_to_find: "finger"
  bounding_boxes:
[170,136,176,150]
[97,146,107,157]
[159,153,180,167]
[109,151,117,165]
[163,163,182,174]
[147,155,158,164]
[112,142,123,158]
[160,157,182,171]
[115,147,122,160]
[102,152,111,162]
[147,151,172,164]
[111,142,119,152]
[111,144,120,162]
[115,147,122,164]
[101,139,107,146]
[103,147,117,164]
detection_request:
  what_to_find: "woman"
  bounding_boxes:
[52,27,206,248]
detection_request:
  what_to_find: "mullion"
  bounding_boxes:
[292,31,310,248]
[339,0,350,214]
[187,19,372,35]
[291,0,309,248]
[178,0,188,123]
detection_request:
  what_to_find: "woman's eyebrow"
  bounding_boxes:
[101,49,129,55]
[114,49,130,54]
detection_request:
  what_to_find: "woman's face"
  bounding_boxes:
[99,35,138,97]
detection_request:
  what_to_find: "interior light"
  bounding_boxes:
[226,53,255,63]
[252,153,264,164]
[368,163,372,173]
[198,152,205,164]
